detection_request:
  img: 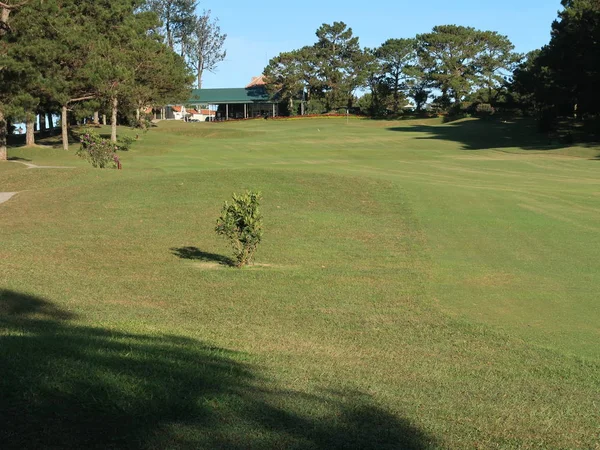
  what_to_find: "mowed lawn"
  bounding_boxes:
[1,118,599,449]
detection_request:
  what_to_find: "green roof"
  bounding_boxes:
[189,87,274,104]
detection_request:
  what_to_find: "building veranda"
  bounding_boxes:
[157,76,284,121]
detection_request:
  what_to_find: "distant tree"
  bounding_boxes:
[264,24,367,115]
[361,48,388,116]
[417,25,519,107]
[126,39,193,126]
[475,31,521,103]
[313,22,365,110]
[187,10,226,89]
[540,0,600,117]
[264,50,306,115]
[510,50,546,113]
[376,38,416,114]
[90,4,193,141]
[404,64,431,112]
[417,25,482,104]
[145,0,197,51]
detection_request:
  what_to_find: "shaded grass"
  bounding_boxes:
[1,117,600,448]
[1,290,433,450]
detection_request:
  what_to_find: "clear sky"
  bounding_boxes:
[198,0,561,89]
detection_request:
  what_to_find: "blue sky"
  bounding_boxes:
[198,0,562,89]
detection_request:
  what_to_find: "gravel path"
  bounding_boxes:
[0,192,17,205]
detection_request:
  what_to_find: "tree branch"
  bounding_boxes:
[0,1,29,10]
[68,95,96,103]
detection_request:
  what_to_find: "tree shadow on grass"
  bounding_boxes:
[0,289,436,449]
[171,246,235,267]
[387,117,599,152]
[7,156,32,162]
[6,128,74,149]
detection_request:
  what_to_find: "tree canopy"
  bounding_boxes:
[263,21,520,116]
[0,0,194,156]
[513,0,600,120]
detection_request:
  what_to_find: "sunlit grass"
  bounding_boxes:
[1,117,599,448]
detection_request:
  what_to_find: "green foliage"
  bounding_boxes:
[305,98,326,115]
[376,38,416,114]
[6,0,193,150]
[511,0,600,122]
[314,22,365,110]
[264,50,308,112]
[118,135,135,151]
[263,22,518,119]
[145,0,197,50]
[417,25,519,105]
[76,129,121,169]
[215,191,264,268]
[264,22,366,114]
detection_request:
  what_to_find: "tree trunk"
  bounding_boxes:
[39,113,47,132]
[393,75,400,115]
[111,97,118,143]
[0,109,6,161]
[93,110,99,125]
[0,8,11,37]
[61,105,69,151]
[47,113,53,129]
[135,108,140,123]
[25,116,35,146]
[197,59,203,89]
[166,20,173,50]
[102,114,107,126]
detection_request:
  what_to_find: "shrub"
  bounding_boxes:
[118,135,135,151]
[77,129,121,169]
[215,191,263,268]
[475,103,495,116]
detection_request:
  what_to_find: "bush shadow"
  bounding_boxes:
[1,289,435,449]
[387,117,599,152]
[171,246,235,267]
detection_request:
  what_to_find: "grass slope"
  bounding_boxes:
[1,118,599,449]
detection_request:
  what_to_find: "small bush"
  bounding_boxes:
[77,129,121,169]
[476,103,495,116]
[118,135,135,151]
[215,191,263,268]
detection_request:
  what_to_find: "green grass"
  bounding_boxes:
[1,117,599,448]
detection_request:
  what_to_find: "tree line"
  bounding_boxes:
[0,0,227,160]
[512,0,600,130]
[263,22,519,117]
[264,0,599,133]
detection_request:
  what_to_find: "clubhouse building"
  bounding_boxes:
[158,76,281,121]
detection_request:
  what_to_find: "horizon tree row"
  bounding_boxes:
[263,22,520,117]
[264,0,599,130]
[511,0,600,128]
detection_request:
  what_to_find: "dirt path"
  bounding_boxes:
[0,192,17,205]
[9,160,73,169]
